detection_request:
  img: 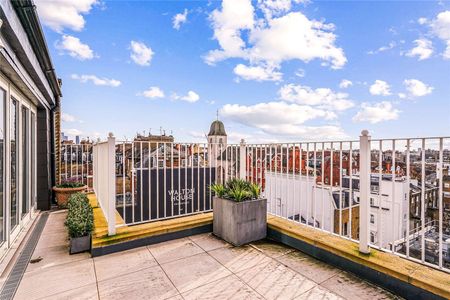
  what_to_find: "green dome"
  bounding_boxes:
[208,120,227,136]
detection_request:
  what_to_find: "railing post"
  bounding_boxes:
[107,132,116,236]
[239,139,246,180]
[359,130,370,254]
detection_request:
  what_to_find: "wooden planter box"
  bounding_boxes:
[69,234,91,254]
[213,197,267,246]
[53,186,87,208]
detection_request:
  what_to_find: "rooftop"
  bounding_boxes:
[12,211,396,299]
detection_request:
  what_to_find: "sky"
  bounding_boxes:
[35,0,450,143]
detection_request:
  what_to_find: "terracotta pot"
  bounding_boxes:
[53,185,87,208]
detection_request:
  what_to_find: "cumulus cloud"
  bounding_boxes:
[339,79,352,89]
[205,0,346,81]
[369,80,391,96]
[71,74,121,87]
[55,35,95,60]
[130,41,154,66]
[220,101,345,139]
[35,0,98,32]
[279,84,354,111]
[257,0,307,19]
[172,91,200,103]
[352,101,400,124]
[173,9,188,30]
[140,86,165,99]
[403,79,433,97]
[421,11,450,59]
[233,64,282,81]
[405,39,433,60]
[62,113,76,122]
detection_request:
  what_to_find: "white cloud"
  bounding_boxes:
[367,41,396,55]
[398,93,406,99]
[130,41,154,66]
[295,68,305,78]
[55,35,95,60]
[220,101,345,139]
[425,11,450,59]
[353,101,400,124]
[205,0,346,80]
[173,9,188,30]
[430,11,450,41]
[61,113,76,122]
[173,91,200,103]
[279,84,354,111]
[369,80,391,96]
[35,0,98,32]
[257,0,306,19]
[444,41,450,59]
[141,86,165,99]
[403,79,433,97]
[233,64,282,81]
[339,79,352,89]
[63,128,83,136]
[418,17,428,25]
[71,74,121,87]
[405,39,433,60]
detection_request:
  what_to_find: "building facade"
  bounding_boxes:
[0,0,61,258]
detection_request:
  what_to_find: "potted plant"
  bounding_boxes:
[53,178,87,208]
[211,178,267,246]
[65,193,93,254]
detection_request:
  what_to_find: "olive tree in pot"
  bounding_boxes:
[53,178,87,208]
[211,179,267,246]
[65,193,93,254]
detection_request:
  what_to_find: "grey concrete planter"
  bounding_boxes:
[69,234,91,254]
[213,197,267,246]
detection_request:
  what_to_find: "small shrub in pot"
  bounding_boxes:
[65,193,93,254]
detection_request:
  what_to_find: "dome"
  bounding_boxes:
[208,120,227,136]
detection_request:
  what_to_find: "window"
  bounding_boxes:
[445,183,450,188]
[370,198,374,206]
[370,214,375,224]
[21,106,30,217]
[343,222,348,236]
[0,88,4,243]
[370,232,376,243]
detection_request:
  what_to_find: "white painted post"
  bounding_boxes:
[359,130,370,254]
[239,139,246,180]
[107,132,116,236]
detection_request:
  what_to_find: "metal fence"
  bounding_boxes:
[92,132,450,273]
[60,143,93,189]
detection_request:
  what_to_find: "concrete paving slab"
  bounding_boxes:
[188,233,230,252]
[94,246,157,281]
[161,252,232,293]
[236,260,317,299]
[182,274,263,300]
[26,244,90,273]
[295,285,344,300]
[37,283,99,300]
[97,265,178,299]
[208,245,272,273]
[250,240,295,258]
[148,237,204,264]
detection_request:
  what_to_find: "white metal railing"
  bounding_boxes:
[91,130,450,273]
[60,142,93,189]
[92,133,116,235]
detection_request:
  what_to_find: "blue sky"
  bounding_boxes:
[36,0,450,143]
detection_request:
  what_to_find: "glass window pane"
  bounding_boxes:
[31,112,35,208]
[10,98,18,230]
[21,106,29,217]
[0,88,4,242]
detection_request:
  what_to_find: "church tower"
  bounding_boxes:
[207,118,227,169]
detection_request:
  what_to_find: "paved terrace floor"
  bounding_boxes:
[13,211,400,300]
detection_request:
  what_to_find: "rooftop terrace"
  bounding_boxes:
[11,211,398,300]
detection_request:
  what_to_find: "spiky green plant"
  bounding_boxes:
[212,178,261,202]
[210,184,226,198]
